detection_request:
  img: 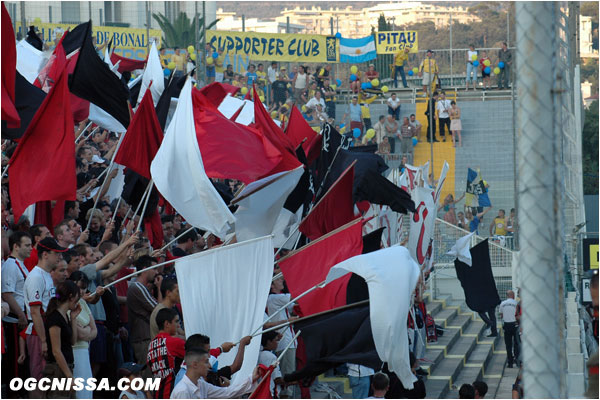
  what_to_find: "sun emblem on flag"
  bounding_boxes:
[355,49,362,54]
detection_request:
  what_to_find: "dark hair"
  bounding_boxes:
[472,381,488,397]
[161,215,174,224]
[54,219,71,238]
[9,231,31,253]
[62,249,78,265]
[134,255,158,270]
[185,333,210,352]
[184,346,208,361]
[372,372,390,391]
[261,330,279,347]
[410,113,416,117]
[156,308,178,331]
[459,384,476,399]
[29,224,47,242]
[68,270,90,287]
[379,115,385,120]
[99,240,118,255]
[176,228,198,244]
[46,281,79,316]
[72,243,91,258]
[77,146,91,158]
[64,201,78,216]
[160,277,178,299]
[451,100,456,106]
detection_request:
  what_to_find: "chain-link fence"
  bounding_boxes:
[515,1,587,398]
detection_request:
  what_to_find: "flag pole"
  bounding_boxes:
[1,164,9,178]
[135,179,154,232]
[110,196,123,223]
[160,226,194,252]
[77,125,99,143]
[252,299,370,338]
[75,121,94,142]
[85,131,127,231]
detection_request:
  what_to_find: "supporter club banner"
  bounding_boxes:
[375,31,419,54]
[207,30,339,63]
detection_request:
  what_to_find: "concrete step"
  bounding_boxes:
[311,374,353,399]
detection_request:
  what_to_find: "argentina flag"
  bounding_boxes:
[340,35,377,63]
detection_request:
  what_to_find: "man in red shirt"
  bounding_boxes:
[147,308,185,398]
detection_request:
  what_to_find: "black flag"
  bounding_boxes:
[354,169,415,214]
[155,73,187,131]
[454,239,501,313]
[61,21,89,55]
[1,72,46,140]
[69,22,130,129]
[284,304,381,382]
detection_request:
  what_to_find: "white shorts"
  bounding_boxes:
[422,72,434,86]
[215,72,224,82]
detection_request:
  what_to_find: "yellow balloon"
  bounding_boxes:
[259,95,265,102]
[350,65,358,74]
[493,67,501,75]
[286,83,291,88]
[366,128,376,139]
[190,53,196,61]
[187,45,195,54]
[168,61,176,70]
[206,57,213,65]
[483,59,491,66]
[381,86,389,93]
[371,79,379,87]
[301,105,307,112]
[330,84,337,90]
[271,111,278,118]
[471,54,477,61]
[232,80,239,86]
[412,67,419,74]
[241,87,248,95]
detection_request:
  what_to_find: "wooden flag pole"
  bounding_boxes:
[135,179,154,232]
[1,164,9,178]
[130,182,152,226]
[160,226,195,252]
[75,121,94,142]
[110,197,123,224]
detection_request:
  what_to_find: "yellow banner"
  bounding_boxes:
[15,22,161,60]
[375,31,418,54]
[207,30,338,63]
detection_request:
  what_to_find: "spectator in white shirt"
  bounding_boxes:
[435,91,452,142]
[258,331,284,397]
[267,62,278,84]
[387,93,401,120]
[466,44,478,90]
[499,290,520,368]
[347,363,375,399]
[409,114,422,138]
[305,89,326,111]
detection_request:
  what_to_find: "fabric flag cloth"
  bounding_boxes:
[191,90,282,184]
[285,106,317,150]
[284,304,381,382]
[252,86,301,174]
[69,22,130,129]
[110,52,147,73]
[1,72,46,140]
[137,41,164,106]
[151,78,235,238]
[325,246,420,389]
[218,94,245,119]
[249,364,275,399]
[233,167,304,241]
[198,82,240,108]
[8,47,76,221]
[339,36,377,63]
[407,186,436,266]
[299,163,356,241]
[16,40,45,84]
[104,164,125,202]
[280,218,364,316]
[272,207,302,249]
[362,227,385,254]
[1,3,19,128]
[155,73,186,131]
[354,169,415,214]
[121,170,159,219]
[25,26,43,50]
[175,236,273,385]
[115,88,163,180]
[60,22,88,55]
[465,168,491,208]
[454,239,501,313]
[447,232,476,267]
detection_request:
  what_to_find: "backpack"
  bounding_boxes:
[426,314,438,342]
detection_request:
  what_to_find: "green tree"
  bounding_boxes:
[152,12,218,49]
[582,100,599,194]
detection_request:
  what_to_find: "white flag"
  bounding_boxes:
[408,186,436,266]
[105,164,125,202]
[272,207,302,249]
[16,40,46,84]
[150,78,235,238]
[447,232,475,266]
[325,246,420,389]
[175,236,273,385]
[137,41,164,106]
[88,103,127,133]
[218,94,245,119]
[233,167,304,242]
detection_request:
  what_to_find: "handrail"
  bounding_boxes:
[435,217,517,254]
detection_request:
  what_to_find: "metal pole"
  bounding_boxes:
[88,1,92,22]
[449,12,453,88]
[195,1,200,83]
[19,1,26,40]
[145,1,150,52]
[429,58,434,181]
[506,7,510,47]
[330,17,334,36]
[242,14,246,32]
[515,2,564,398]
[286,17,290,74]
[202,2,207,84]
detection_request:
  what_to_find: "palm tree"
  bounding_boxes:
[152,11,219,49]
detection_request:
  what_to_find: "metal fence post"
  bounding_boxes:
[515,2,566,398]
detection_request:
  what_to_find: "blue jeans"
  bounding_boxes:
[466,63,478,83]
[394,66,408,88]
[349,375,371,399]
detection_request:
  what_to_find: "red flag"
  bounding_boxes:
[114,87,163,179]
[285,105,317,149]
[191,91,282,184]
[144,208,164,249]
[252,86,302,175]
[303,129,323,166]
[1,2,19,128]
[110,52,147,73]
[191,87,220,113]
[280,218,363,316]
[299,162,356,240]
[8,47,76,222]
[198,82,240,107]
[249,364,274,399]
